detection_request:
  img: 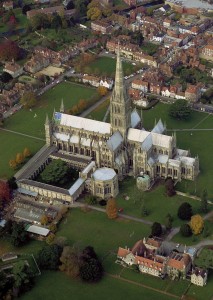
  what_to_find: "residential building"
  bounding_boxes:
[24,55,50,73]
[3,62,23,78]
[191,268,208,286]
[132,79,148,92]
[91,20,112,34]
[185,84,201,102]
[3,1,13,10]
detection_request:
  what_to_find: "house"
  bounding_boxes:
[3,62,23,78]
[143,237,162,251]
[3,1,13,10]
[166,252,191,279]
[133,52,158,67]
[152,32,165,43]
[99,78,114,90]
[27,6,65,19]
[24,55,50,73]
[191,268,208,286]
[150,82,161,95]
[132,79,148,93]
[161,86,170,97]
[170,84,182,98]
[82,75,100,87]
[201,45,213,61]
[91,20,112,34]
[78,39,98,52]
[185,84,201,102]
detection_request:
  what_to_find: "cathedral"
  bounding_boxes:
[45,49,199,183]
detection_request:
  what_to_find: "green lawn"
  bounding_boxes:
[57,208,150,258]
[87,57,138,77]
[4,82,97,139]
[115,177,204,228]
[20,271,175,300]
[0,131,44,179]
[88,99,110,121]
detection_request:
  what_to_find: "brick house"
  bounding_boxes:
[166,252,191,279]
[82,75,100,87]
[132,79,148,93]
[185,84,201,102]
[3,62,23,78]
[78,39,98,52]
[201,45,213,61]
[91,20,112,34]
[24,55,50,73]
[133,52,158,67]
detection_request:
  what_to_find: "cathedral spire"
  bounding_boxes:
[114,43,125,100]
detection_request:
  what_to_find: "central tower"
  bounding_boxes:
[110,46,131,142]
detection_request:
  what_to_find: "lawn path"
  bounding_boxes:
[106,273,180,299]
[80,93,111,118]
[192,113,211,129]
[0,128,45,141]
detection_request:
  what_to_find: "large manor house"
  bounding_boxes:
[16,49,199,203]
[45,49,199,182]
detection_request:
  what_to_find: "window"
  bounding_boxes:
[174,169,177,177]
[187,169,191,175]
[181,167,186,174]
[168,168,172,175]
[162,167,165,173]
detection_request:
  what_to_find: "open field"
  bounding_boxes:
[4,82,96,139]
[0,131,44,179]
[86,56,138,77]
[21,271,176,300]
[36,66,64,77]
[114,178,205,228]
[88,99,110,121]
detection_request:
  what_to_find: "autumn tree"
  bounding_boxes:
[48,223,57,233]
[46,233,56,245]
[200,189,208,213]
[59,246,80,278]
[9,159,17,169]
[106,197,117,219]
[20,91,37,109]
[0,181,10,202]
[87,6,102,21]
[40,215,48,226]
[0,40,21,61]
[97,86,108,96]
[23,147,31,158]
[77,99,87,111]
[190,214,204,235]
[16,153,24,165]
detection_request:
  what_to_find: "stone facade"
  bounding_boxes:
[45,48,199,183]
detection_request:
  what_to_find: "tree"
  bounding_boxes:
[7,177,18,190]
[12,260,34,293]
[0,40,21,61]
[151,222,162,237]
[59,246,80,278]
[169,100,191,120]
[48,223,57,233]
[23,147,31,158]
[22,4,31,15]
[165,213,173,230]
[40,215,48,225]
[0,72,13,83]
[51,13,62,31]
[79,246,103,282]
[20,91,37,109]
[200,189,208,213]
[178,202,193,220]
[106,197,117,219]
[87,7,102,20]
[190,214,204,235]
[85,195,97,205]
[165,178,176,197]
[97,86,108,96]
[180,223,192,237]
[0,181,10,202]
[40,159,69,185]
[46,233,55,244]
[37,244,63,270]
[9,159,17,169]
[16,153,24,164]
[11,222,28,247]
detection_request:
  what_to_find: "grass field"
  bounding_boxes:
[4,82,96,139]
[0,82,96,179]
[87,56,138,77]
[88,99,110,121]
[0,131,44,179]
[114,177,205,228]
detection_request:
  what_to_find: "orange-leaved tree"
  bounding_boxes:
[97,86,108,96]
[106,197,117,219]
[190,214,204,235]
[23,147,31,158]
[15,153,24,164]
[9,159,17,169]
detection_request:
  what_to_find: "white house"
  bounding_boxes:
[152,33,165,43]
[99,78,114,90]
[161,87,170,97]
[191,268,208,287]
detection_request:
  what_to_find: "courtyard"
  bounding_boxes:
[36,66,64,77]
